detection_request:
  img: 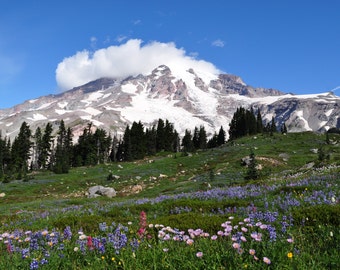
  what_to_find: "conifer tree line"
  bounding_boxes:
[0,107,280,180]
[0,118,226,180]
[228,106,279,140]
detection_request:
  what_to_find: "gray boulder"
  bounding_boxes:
[87,185,116,198]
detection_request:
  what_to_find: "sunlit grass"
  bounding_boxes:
[0,132,339,269]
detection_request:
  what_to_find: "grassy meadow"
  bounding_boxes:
[0,132,339,269]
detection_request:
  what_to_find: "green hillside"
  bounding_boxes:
[0,131,339,269]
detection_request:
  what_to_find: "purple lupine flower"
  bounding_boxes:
[30,259,39,270]
[21,248,30,259]
[99,222,108,232]
[29,238,39,251]
[63,226,72,240]
[40,258,48,265]
[267,225,277,241]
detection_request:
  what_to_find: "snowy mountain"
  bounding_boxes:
[0,65,339,141]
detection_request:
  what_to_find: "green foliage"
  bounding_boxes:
[0,131,339,269]
[244,150,260,180]
[292,204,340,226]
[52,215,104,232]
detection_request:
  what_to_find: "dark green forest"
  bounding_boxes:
[0,107,285,181]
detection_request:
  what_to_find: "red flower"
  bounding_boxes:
[87,236,94,250]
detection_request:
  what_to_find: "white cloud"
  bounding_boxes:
[212,39,225,48]
[55,39,221,91]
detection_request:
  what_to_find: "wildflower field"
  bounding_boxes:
[0,132,339,269]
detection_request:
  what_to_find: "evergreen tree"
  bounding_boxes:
[246,107,257,135]
[122,125,132,161]
[11,122,32,179]
[33,126,42,170]
[94,128,111,164]
[53,120,71,173]
[109,134,120,162]
[256,109,263,133]
[207,132,218,148]
[198,125,207,149]
[217,126,226,146]
[130,121,146,160]
[73,123,97,166]
[0,134,5,179]
[156,119,165,152]
[270,116,277,135]
[145,126,157,155]
[164,120,176,151]
[40,123,54,169]
[245,150,260,180]
[181,129,194,153]
[280,122,288,134]
[115,139,124,162]
[192,126,200,150]
[173,130,180,152]
[0,136,11,180]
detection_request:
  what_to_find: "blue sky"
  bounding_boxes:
[0,0,339,109]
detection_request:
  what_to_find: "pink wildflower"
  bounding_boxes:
[196,251,203,258]
[232,242,240,249]
[186,239,194,245]
[263,257,271,264]
[137,211,148,238]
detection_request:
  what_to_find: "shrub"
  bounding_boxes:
[292,204,340,226]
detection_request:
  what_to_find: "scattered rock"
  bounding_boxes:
[131,184,143,194]
[87,185,116,198]
[310,148,318,154]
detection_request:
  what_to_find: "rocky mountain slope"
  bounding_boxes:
[0,65,339,141]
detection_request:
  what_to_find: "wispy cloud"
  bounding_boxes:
[329,86,340,93]
[211,39,225,48]
[116,35,128,43]
[132,19,141,25]
[55,39,221,91]
[90,36,97,49]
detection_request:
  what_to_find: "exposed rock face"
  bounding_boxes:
[87,186,116,198]
[0,65,339,142]
[255,92,340,133]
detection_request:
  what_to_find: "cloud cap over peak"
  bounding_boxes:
[55,39,221,91]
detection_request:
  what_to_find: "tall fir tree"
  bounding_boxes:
[53,120,71,173]
[245,150,260,180]
[256,109,263,133]
[181,129,194,153]
[33,126,42,170]
[192,126,200,150]
[130,121,146,160]
[122,125,132,161]
[156,118,165,152]
[11,122,32,179]
[198,125,207,149]
[217,126,226,146]
[40,123,54,169]
[145,126,157,156]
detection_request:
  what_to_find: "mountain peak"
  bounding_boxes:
[0,67,339,141]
